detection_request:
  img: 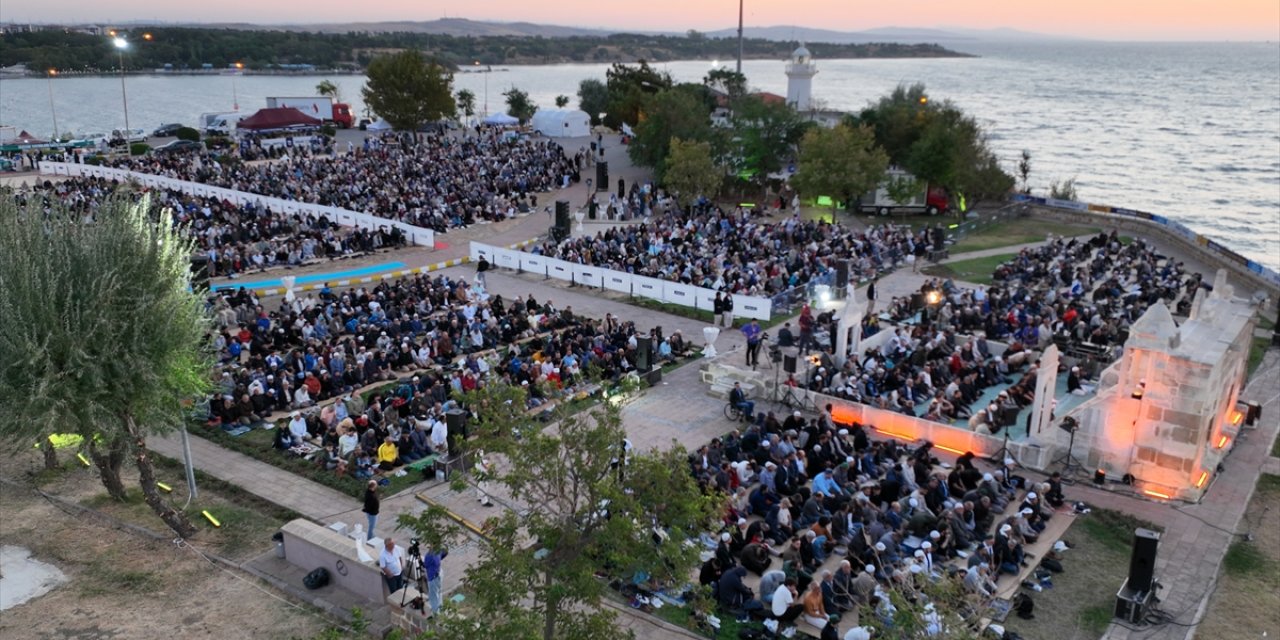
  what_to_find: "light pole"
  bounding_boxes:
[232,62,243,111]
[46,69,59,140]
[474,60,489,117]
[113,36,130,133]
[736,0,745,75]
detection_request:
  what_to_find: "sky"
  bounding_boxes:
[1,0,1277,41]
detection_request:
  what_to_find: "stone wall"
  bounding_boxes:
[280,519,386,603]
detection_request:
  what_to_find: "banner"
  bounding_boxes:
[694,288,719,313]
[492,248,521,271]
[631,275,666,302]
[575,265,603,288]
[545,258,574,283]
[734,295,773,321]
[602,270,633,294]
[663,282,698,308]
[519,254,548,277]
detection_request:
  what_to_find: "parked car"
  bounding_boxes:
[152,123,184,137]
[74,132,111,147]
[108,128,147,147]
[153,139,204,155]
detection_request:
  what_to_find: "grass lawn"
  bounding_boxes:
[1011,508,1162,640]
[923,253,1018,285]
[1198,474,1280,639]
[1247,336,1272,377]
[950,219,1101,254]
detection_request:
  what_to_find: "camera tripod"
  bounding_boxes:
[400,539,427,610]
[987,427,1019,468]
[1052,418,1087,483]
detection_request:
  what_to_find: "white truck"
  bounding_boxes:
[199,112,246,136]
[858,168,950,216]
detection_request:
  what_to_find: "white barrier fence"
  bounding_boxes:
[37,161,435,248]
[471,241,772,321]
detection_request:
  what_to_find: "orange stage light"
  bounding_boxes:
[1143,489,1171,500]
[872,427,914,441]
[1217,435,1229,448]
[933,444,967,455]
[1196,472,1209,488]
[1230,411,1243,426]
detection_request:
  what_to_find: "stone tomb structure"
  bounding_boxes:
[1062,270,1257,501]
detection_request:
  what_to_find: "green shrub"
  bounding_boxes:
[174,126,201,142]
[319,124,337,137]
[83,155,105,166]
[129,143,150,156]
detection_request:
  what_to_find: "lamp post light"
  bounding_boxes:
[232,62,244,111]
[474,60,489,117]
[46,69,59,140]
[113,36,131,133]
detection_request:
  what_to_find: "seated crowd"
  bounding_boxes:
[691,405,1069,638]
[204,273,670,476]
[781,231,1204,435]
[11,176,403,277]
[530,202,939,297]
[108,130,583,231]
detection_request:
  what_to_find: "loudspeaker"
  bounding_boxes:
[635,336,653,372]
[932,227,946,251]
[1127,528,1160,593]
[596,161,609,191]
[190,255,210,293]
[554,200,571,237]
[783,355,798,374]
[833,261,850,289]
[445,410,468,454]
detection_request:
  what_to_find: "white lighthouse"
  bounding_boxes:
[785,44,817,112]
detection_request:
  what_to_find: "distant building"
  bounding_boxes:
[785,45,817,112]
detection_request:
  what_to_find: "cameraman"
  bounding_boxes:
[420,547,449,616]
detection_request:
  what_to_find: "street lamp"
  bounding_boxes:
[46,69,59,140]
[474,60,488,117]
[113,36,130,133]
[232,62,244,111]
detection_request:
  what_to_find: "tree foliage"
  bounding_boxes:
[554,94,570,108]
[728,95,809,187]
[577,79,609,126]
[361,50,456,132]
[627,85,716,182]
[790,123,889,211]
[0,192,213,536]
[397,382,722,640]
[604,60,673,129]
[315,79,341,102]
[455,89,476,121]
[664,138,722,207]
[504,87,537,124]
[850,82,1013,203]
[703,68,747,103]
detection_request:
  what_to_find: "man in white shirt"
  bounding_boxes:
[379,537,405,594]
[771,578,802,623]
[288,412,309,446]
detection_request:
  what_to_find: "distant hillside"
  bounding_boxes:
[705,24,1071,43]
[196,18,611,37]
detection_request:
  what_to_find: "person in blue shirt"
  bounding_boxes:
[419,547,449,615]
[742,319,764,367]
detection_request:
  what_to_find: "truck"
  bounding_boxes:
[199,111,247,136]
[858,168,949,216]
[265,97,354,129]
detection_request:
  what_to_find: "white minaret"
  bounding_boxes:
[785,44,817,112]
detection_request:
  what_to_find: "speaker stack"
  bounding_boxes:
[833,260,850,289]
[1114,528,1160,623]
[554,200,571,240]
[596,161,609,191]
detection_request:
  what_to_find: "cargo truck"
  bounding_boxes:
[265,97,354,128]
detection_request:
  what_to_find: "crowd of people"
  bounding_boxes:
[529,203,937,297]
[107,130,584,231]
[756,231,1205,436]
[7,176,403,277]
[204,271,673,478]
[690,404,1069,638]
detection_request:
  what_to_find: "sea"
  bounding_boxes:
[2,41,1277,269]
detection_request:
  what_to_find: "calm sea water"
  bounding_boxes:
[2,41,1277,269]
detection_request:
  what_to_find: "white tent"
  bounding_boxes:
[483,112,520,126]
[530,109,591,138]
[366,119,392,131]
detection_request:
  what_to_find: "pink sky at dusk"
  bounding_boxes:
[1,0,1277,40]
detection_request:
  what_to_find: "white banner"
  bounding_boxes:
[734,295,773,321]
[694,288,719,313]
[602,270,633,294]
[631,275,667,302]
[519,254,548,277]
[493,248,521,271]
[575,264,603,288]
[663,282,698,308]
[545,258,574,283]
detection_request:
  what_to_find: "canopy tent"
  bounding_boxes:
[366,119,393,131]
[13,131,48,145]
[530,109,591,138]
[236,107,322,132]
[482,112,519,126]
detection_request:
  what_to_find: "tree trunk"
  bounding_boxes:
[41,437,59,470]
[125,415,197,538]
[542,572,558,640]
[88,434,129,501]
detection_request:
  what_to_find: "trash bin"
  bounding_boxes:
[272,531,286,559]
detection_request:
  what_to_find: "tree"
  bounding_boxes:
[316,79,341,102]
[456,88,476,122]
[728,95,808,191]
[790,123,889,213]
[627,85,716,182]
[504,87,537,124]
[0,193,212,537]
[604,60,672,129]
[703,67,747,104]
[1018,150,1032,194]
[554,94,570,108]
[1049,177,1079,201]
[577,79,609,126]
[664,138,722,207]
[361,50,456,132]
[398,382,722,640]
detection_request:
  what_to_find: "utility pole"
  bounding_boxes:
[736,0,745,75]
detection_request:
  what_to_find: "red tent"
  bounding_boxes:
[15,130,48,144]
[236,107,322,132]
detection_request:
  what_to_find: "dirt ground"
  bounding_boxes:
[0,452,331,640]
[1197,473,1280,638]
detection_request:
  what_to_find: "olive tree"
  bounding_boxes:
[0,192,212,537]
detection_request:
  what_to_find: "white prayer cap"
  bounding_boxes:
[922,541,932,550]
[738,518,747,526]
[1027,492,1037,500]
[864,565,876,574]
[914,550,925,558]
[721,533,731,541]
[909,498,919,508]
[929,531,941,540]
[875,542,886,551]
[983,473,994,482]
[1020,508,1034,516]
[1000,525,1012,535]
